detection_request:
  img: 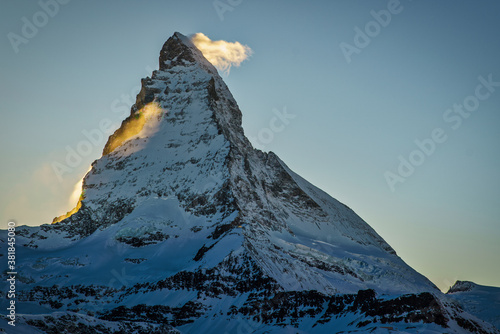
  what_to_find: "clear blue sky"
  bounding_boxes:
[1,1,499,292]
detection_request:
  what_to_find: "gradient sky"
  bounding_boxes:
[1,1,499,292]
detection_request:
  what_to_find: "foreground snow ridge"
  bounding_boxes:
[1,32,498,334]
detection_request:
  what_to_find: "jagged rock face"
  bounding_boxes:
[448,280,477,293]
[1,32,499,333]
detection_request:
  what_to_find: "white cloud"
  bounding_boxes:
[191,33,252,74]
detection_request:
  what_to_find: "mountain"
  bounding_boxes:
[1,32,498,333]
[447,281,500,331]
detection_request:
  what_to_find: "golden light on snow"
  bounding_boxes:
[53,103,165,224]
[52,199,81,224]
[190,33,252,74]
[105,102,163,155]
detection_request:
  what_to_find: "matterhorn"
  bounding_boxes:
[1,32,498,334]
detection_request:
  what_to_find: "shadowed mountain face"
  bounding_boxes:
[1,32,498,334]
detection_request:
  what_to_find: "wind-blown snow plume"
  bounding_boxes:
[105,102,163,155]
[53,166,91,224]
[68,167,90,207]
[190,32,252,74]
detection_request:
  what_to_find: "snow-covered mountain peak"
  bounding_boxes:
[159,32,217,75]
[24,32,434,294]
[447,281,500,331]
[2,32,499,333]
[448,280,477,293]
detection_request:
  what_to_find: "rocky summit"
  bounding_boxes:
[1,32,498,333]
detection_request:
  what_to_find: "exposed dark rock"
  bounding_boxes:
[124,258,147,264]
[193,243,215,261]
[53,199,134,238]
[25,313,179,334]
[207,77,218,102]
[159,32,196,71]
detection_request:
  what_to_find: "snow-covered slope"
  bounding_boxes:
[447,281,500,331]
[1,32,498,333]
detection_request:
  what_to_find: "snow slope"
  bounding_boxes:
[447,281,500,331]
